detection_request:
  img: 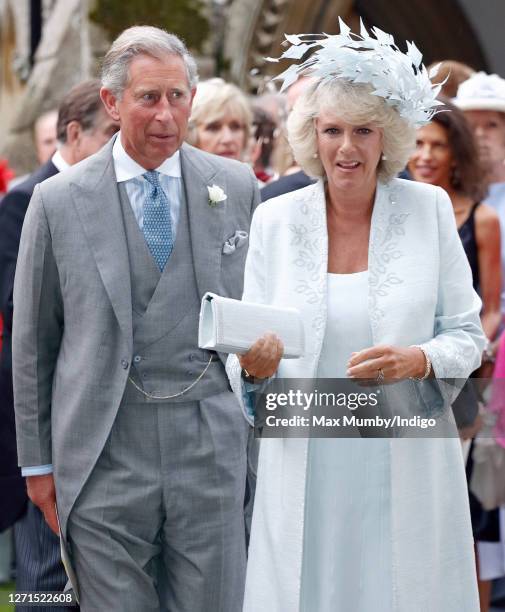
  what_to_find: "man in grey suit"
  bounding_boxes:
[13,26,259,612]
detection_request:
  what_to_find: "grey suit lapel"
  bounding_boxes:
[180,144,225,299]
[69,140,133,350]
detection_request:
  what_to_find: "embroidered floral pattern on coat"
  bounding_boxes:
[368,184,409,338]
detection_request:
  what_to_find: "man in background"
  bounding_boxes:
[261,75,316,201]
[0,78,118,611]
[34,110,58,165]
[8,110,58,189]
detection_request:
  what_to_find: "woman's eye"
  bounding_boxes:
[324,128,339,135]
[205,123,222,132]
[357,128,372,135]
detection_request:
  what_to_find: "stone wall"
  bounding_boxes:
[0,0,108,175]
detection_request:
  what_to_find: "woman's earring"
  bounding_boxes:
[313,152,318,159]
[381,153,387,161]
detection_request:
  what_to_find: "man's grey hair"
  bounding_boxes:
[101,26,198,98]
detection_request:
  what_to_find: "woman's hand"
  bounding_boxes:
[346,344,427,381]
[238,332,284,380]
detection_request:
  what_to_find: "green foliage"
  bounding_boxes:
[89,0,210,51]
[0,581,15,611]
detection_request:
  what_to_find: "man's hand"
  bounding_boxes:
[26,474,59,535]
[238,332,284,379]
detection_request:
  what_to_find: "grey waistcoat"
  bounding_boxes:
[118,183,229,403]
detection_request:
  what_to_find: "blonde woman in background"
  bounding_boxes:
[187,78,252,161]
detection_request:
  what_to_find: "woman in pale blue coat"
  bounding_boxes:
[227,21,485,612]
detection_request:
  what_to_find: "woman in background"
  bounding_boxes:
[187,78,252,162]
[408,99,501,341]
[408,100,501,611]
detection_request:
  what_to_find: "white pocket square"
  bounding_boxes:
[222,230,248,254]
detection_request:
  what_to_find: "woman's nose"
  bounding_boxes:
[219,126,234,142]
[339,131,355,152]
[473,125,486,140]
[418,144,432,160]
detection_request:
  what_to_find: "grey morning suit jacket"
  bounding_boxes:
[12,138,259,540]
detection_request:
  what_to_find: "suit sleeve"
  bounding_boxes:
[420,187,486,378]
[248,166,261,217]
[12,184,63,467]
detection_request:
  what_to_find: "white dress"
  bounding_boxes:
[300,272,392,611]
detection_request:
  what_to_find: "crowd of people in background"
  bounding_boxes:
[1,34,505,611]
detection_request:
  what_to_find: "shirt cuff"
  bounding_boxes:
[242,378,271,418]
[21,464,53,477]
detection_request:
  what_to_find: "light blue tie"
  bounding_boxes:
[142,170,173,270]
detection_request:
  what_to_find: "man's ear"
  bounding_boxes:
[65,120,82,147]
[100,87,121,122]
[188,87,197,112]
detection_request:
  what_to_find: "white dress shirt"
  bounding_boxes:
[112,133,182,241]
[51,149,71,173]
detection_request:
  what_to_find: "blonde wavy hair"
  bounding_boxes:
[187,78,253,150]
[287,79,416,182]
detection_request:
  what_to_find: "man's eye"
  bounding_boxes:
[143,93,157,102]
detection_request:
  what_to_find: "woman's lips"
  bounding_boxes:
[336,161,361,171]
[218,149,239,158]
[414,165,437,178]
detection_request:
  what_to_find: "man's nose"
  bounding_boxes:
[155,98,175,122]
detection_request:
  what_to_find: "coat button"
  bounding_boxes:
[133,355,142,363]
[121,359,129,369]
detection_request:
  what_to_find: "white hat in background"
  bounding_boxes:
[453,71,505,113]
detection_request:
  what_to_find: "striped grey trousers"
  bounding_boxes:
[14,500,76,611]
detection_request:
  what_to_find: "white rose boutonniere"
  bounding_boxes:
[207,184,227,207]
